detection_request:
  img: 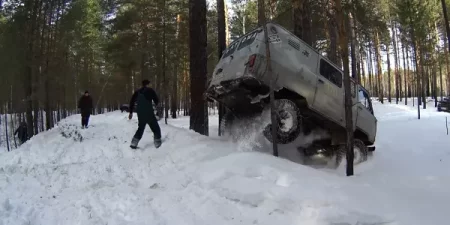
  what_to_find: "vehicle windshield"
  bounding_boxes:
[221,28,262,59]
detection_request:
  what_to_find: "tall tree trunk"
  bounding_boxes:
[434,61,438,107]
[258,0,265,26]
[184,58,189,116]
[292,0,312,45]
[368,43,373,94]
[45,0,56,130]
[354,19,362,83]
[420,51,426,109]
[441,0,450,55]
[140,30,149,80]
[440,56,444,100]
[10,86,17,149]
[392,22,400,104]
[334,0,354,176]
[301,0,312,46]
[407,45,412,99]
[402,41,408,104]
[5,106,10,152]
[360,53,366,87]
[437,41,444,100]
[217,0,226,135]
[189,0,208,135]
[162,0,168,124]
[39,109,44,132]
[259,0,279,157]
[349,13,357,80]
[387,43,391,103]
[374,32,384,103]
[292,0,304,40]
[445,35,450,95]
[412,35,421,119]
[327,17,339,66]
[172,15,182,119]
[426,66,430,98]
[24,0,41,138]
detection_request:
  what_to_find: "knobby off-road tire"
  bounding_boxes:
[334,138,368,168]
[263,99,302,144]
[220,110,239,141]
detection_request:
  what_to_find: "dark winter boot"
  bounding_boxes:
[130,137,140,149]
[154,138,162,148]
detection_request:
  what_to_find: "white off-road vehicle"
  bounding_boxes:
[205,23,377,164]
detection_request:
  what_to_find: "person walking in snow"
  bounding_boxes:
[128,79,162,149]
[78,90,93,129]
[14,122,28,144]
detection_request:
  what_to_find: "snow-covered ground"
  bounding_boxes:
[1,102,450,225]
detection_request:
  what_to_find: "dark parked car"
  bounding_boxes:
[437,97,450,112]
[120,104,129,112]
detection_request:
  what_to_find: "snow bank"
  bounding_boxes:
[0,102,449,225]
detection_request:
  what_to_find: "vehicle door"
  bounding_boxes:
[355,87,377,143]
[313,58,344,124]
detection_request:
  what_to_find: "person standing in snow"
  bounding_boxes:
[128,79,162,149]
[14,122,28,144]
[78,91,93,129]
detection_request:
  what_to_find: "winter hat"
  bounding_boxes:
[142,79,150,86]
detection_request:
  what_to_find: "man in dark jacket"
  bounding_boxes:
[14,122,28,144]
[129,79,162,149]
[78,91,93,129]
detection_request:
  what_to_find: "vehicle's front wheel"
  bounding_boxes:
[263,99,302,144]
[220,110,235,137]
[333,138,369,168]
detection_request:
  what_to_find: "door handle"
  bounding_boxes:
[318,79,324,84]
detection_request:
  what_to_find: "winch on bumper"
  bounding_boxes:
[206,76,270,115]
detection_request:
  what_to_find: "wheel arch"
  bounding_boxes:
[262,88,309,108]
[354,129,373,145]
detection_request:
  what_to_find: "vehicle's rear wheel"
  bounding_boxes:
[263,99,302,144]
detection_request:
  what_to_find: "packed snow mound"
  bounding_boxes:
[1,101,450,225]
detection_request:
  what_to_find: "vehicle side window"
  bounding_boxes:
[319,59,342,88]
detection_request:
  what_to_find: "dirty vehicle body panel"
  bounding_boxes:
[206,23,377,154]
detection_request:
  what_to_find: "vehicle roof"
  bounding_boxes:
[227,22,369,93]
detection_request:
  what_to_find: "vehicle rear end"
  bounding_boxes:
[206,28,269,115]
